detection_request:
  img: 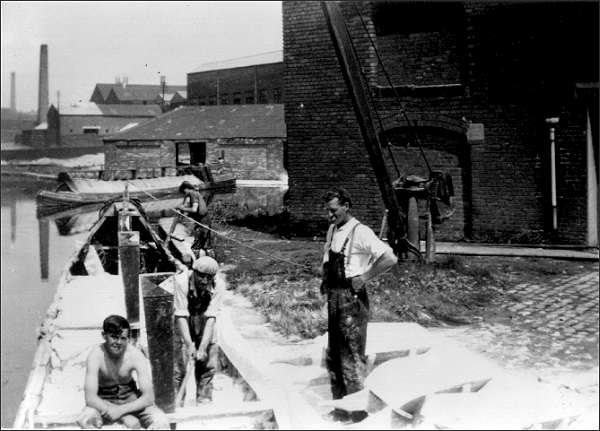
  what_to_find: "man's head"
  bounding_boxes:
[179,181,194,194]
[323,187,352,227]
[191,256,218,288]
[101,315,130,357]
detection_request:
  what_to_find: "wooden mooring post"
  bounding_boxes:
[119,231,140,330]
[141,273,176,414]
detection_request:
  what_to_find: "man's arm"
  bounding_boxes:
[352,248,397,288]
[110,349,155,418]
[176,316,196,358]
[83,347,111,415]
[196,317,215,362]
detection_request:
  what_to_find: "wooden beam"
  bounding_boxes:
[321,1,407,255]
[141,273,176,414]
[119,231,141,326]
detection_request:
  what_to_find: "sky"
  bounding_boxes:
[1,1,283,112]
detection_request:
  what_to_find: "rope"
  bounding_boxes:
[126,182,311,270]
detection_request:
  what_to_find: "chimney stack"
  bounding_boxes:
[10,72,16,111]
[37,44,49,125]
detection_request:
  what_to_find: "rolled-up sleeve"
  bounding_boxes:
[203,286,223,318]
[172,270,190,318]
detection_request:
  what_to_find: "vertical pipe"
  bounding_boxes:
[141,273,176,414]
[425,211,436,264]
[546,117,559,231]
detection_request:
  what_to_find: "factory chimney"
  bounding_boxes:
[37,44,49,125]
[10,72,16,111]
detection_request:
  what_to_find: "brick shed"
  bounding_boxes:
[283,1,598,245]
[103,104,286,181]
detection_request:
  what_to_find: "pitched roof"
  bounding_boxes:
[190,50,283,73]
[104,104,285,141]
[108,84,187,102]
[60,102,162,117]
[91,84,115,102]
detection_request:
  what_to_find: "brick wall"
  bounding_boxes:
[104,141,176,177]
[207,137,285,180]
[283,1,595,244]
[104,138,284,181]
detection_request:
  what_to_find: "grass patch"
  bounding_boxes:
[213,221,597,340]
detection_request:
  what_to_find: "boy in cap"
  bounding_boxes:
[172,255,221,404]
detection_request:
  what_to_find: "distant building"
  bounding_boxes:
[90,81,186,105]
[103,104,286,181]
[155,90,187,110]
[56,102,162,145]
[15,103,162,148]
[187,51,283,106]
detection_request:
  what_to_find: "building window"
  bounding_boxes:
[273,88,281,103]
[258,89,268,103]
[245,91,254,104]
[82,127,100,134]
[208,95,216,105]
[220,93,229,105]
[233,92,242,105]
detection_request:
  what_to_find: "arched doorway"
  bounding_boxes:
[381,121,471,241]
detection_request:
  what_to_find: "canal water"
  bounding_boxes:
[0,177,286,427]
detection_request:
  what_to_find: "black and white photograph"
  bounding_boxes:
[1,1,598,429]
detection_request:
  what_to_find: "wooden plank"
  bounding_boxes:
[33,402,273,427]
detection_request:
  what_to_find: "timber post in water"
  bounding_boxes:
[38,218,49,280]
[119,231,141,329]
[141,273,176,414]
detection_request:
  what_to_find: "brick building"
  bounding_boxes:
[187,51,283,106]
[283,1,598,245]
[90,82,186,105]
[103,104,286,181]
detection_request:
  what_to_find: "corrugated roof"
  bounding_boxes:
[191,50,283,73]
[104,104,285,141]
[60,102,161,117]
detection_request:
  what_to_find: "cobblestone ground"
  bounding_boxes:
[434,265,598,372]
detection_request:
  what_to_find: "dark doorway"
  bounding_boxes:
[176,142,206,166]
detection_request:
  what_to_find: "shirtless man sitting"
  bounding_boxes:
[76,315,169,429]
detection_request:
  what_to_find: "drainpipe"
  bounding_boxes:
[545,117,560,231]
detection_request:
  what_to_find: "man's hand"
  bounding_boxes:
[186,342,196,360]
[351,275,366,291]
[102,404,123,423]
[196,348,208,363]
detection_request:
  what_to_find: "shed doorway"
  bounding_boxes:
[176,142,206,166]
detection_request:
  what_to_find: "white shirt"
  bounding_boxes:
[323,217,393,278]
[163,269,220,319]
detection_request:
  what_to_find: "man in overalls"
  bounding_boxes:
[172,256,221,404]
[321,188,398,421]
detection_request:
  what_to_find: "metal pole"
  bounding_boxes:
[546,117,559,231]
